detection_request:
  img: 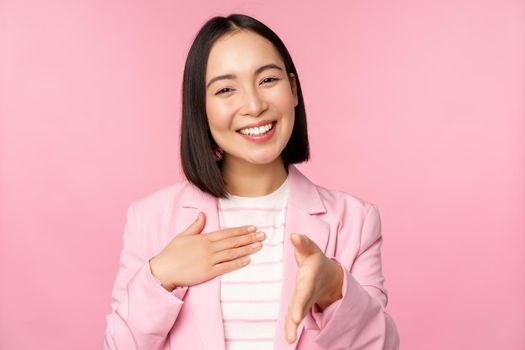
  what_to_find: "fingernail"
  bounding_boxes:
[256,232,265,239]
[247,226,256,232]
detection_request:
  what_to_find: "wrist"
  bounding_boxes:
[149,256,175,292]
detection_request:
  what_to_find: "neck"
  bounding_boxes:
[221,156,288,197]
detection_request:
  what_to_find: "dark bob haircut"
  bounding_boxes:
[180,13,310,198]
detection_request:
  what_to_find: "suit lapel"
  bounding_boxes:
[174,186,225,350]
[175,164,329,350]
[273,165,329,349]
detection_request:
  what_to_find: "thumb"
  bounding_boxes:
[291,233,316,254]
[291,233,319,266]
[180,211,206,236]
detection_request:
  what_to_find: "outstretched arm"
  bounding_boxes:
[309,204,400,350]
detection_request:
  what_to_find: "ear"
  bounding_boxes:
[289,72,298,107]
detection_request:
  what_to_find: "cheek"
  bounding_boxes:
[269,85,295,113]
[206,101,233,131]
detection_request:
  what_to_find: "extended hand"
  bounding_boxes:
[285,233,344,344]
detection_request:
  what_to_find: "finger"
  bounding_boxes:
[285,310,297,343]
[211,255,252,276]
[290,271,315,324]
[211,238,263,265]
[290,268,315,324]
[210,230,266,252]
[285,283,315,344]
[206,225,256,242]
[179,211,206,235]
[291,233,320,255]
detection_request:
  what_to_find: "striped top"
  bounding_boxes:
[218,176,289,350]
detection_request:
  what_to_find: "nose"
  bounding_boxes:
[240,86,268,117]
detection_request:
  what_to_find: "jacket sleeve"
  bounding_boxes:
[308,204,400,350]
[102,201,189,350]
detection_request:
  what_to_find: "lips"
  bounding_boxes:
[237,120,277,143]
[235,120,276,132]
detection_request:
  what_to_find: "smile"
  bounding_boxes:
[237,121,275,136]
[236,121,277,143]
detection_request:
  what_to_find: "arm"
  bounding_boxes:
[308,204,400,350]
[102,201,189,350]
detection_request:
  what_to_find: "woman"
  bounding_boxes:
[103,13,400,350]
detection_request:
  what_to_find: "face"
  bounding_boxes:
[205,29,298,167]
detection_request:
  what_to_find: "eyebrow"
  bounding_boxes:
[206,63,284,89]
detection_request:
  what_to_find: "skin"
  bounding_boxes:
[205,29,344,344]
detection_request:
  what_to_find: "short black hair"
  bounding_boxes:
[180,13,310,198]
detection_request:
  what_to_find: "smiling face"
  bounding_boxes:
[205,29,298,168]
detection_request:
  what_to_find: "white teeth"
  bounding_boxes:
[239,122,274,136]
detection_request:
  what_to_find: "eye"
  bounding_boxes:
[214,87,234,96]
[260,77,280,84]
[214,77,279,96]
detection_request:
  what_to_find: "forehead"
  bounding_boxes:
[206,30,284,79]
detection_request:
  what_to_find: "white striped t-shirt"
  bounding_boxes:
[219,176,289,350]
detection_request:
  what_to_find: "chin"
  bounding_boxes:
[246,153,281,165]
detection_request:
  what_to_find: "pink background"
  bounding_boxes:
[1,1,524,349]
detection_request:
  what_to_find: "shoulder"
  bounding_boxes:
[311,182,383,254]
[314,182,379,222]
[126,178,195,221]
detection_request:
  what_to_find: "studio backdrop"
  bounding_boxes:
[0,1,524,349]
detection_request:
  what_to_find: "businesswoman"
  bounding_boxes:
[103,13,400,350]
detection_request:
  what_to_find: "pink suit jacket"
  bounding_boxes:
[102,164,400,350]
